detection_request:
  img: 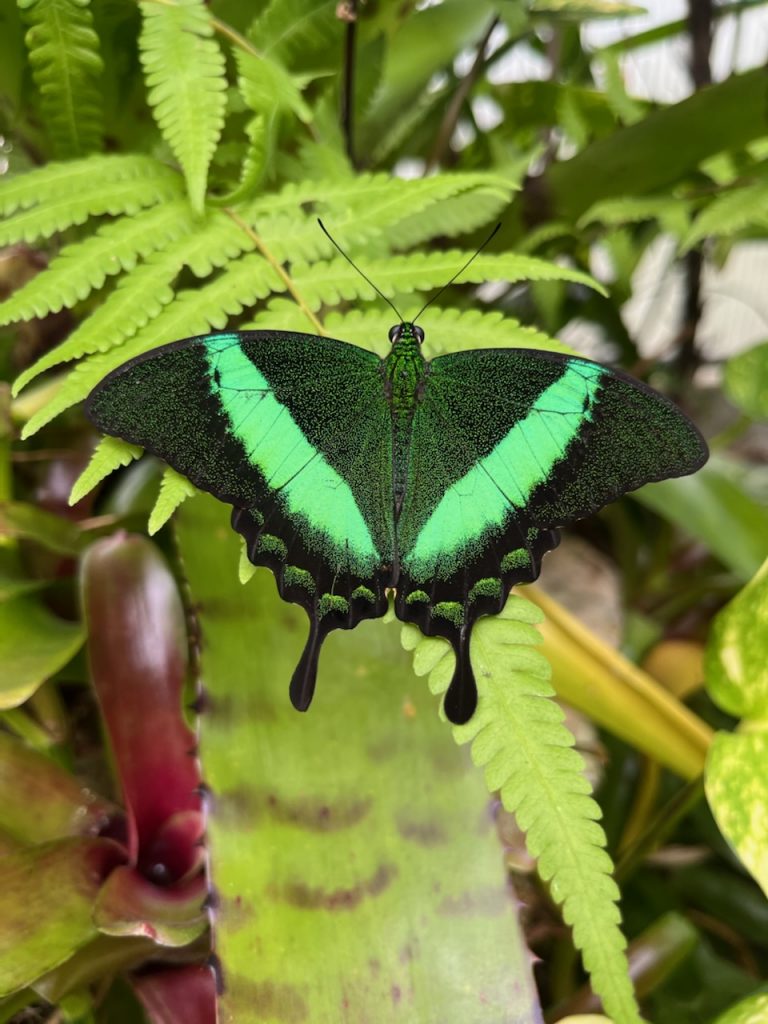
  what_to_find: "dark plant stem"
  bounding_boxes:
[426,17,499,172]
[340,0,359,168]
[674,0,713,386]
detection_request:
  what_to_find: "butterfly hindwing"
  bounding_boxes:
[395,348,708,723]
[86,331,395,711]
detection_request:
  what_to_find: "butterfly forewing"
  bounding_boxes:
[86,330,396,711]
[394,348,708,723]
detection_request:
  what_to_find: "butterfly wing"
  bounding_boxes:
[86,330,395,712]
[395,348,708,724]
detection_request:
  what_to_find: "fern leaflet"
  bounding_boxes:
[69,436,142,505]
[294,250,604,309]
[19,0,104,158]
[139,0,227,211]
[0,160,183,246]
[682,178,768,251]
[0,200,195,326]
[12,210,251,394]
[403,595,642,1024]
[0,154,178,217]
[148,467,197,535]
[246,305,570,358]
[236,49,311,124]
[248,0,338,70]
[22,251,284,437]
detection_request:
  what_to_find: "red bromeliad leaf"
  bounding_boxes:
[94,865,208,947]
[80,533,203,872]
[0,837,125,997]
[133,964,218,1024]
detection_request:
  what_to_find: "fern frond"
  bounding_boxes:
[248,0,338,69]
[404,595,642,1024]
[213,116,265,205]
[0,154,176,217]
[295,250,604,309]
[340,307,570,357]
[235,49,311,123]
[12,209,249,394]
[0,159,183,246]
[681,178,768,252]
[19,0,104,158]
[139,0,227,211]
[388,185,514,249]
[0,200,195,326]
[148,466,196,535]
[68,435,142,505]
[580,195,690,236]
[22,251,283,437]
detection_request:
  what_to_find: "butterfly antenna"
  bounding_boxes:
[317,219,403,322]
[412,222,502,324]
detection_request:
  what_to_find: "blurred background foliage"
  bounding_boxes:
[0,0,767,1022]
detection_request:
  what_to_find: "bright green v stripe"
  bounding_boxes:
[205,336,379,570]
[405,362,604,576]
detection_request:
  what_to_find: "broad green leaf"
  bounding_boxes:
[0,732,112,843]
[0,838,124,997]
[724,341,768,420]
[710,989,768,1024]
[176,493,542,1024]
[635,457,768,582]
[546,68,768,222]
[706,730,768,897]
[531,0,646,17]
[527,586,711,781]
[0,593,84,708]
[705,559,768,720]
[0,501,82,554]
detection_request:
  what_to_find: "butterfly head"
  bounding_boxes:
[388,322,425,348]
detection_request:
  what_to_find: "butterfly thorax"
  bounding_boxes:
[384,324,427,520]
[384,325,426,413]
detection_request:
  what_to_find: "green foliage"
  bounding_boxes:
[18,0,104,158]
[682,176,768,251]
[724,341,768,420]
[2,0,768,1019]
[705,560,768,896]
[403,596,641,1023]
[147,466,196,535]
[138,0,226,211]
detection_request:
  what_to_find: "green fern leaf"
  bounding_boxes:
[248,0,338,70]
[148,466,196,535]
[404,595,642,1024]
[0,200,195,326]
[235,49,312,124]
[68,435,142,505]
[681,178,768,251]
[19,0,104,158]
[212,116,266,205]
[12,209,250,395]
[237,537,257,584]
[0,158,183,246]
[0,153,178,217]
[22,251,283,437]
[332,307,571,357]
[580,194,690,236]
[139,0,227,211]
[294,250,604,308]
